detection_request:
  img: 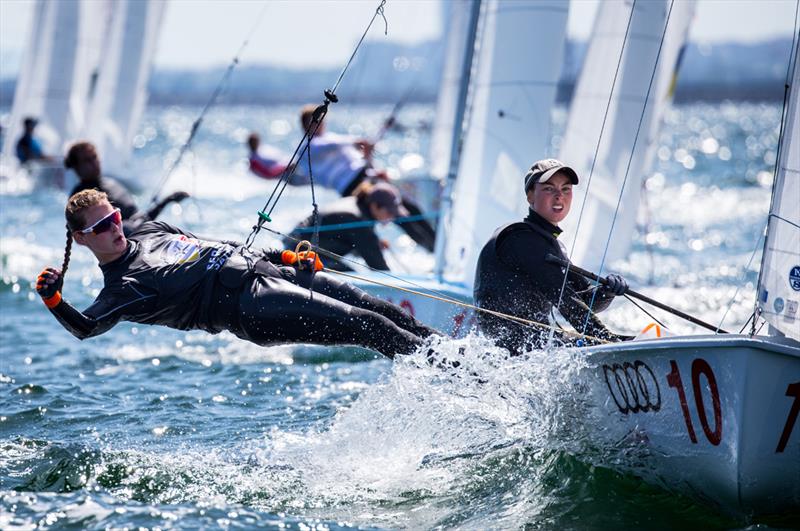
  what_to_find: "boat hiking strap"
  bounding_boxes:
[147,3,270,207]
[264,226,611,345]
[557,0,677,335]
[244,0,388,251]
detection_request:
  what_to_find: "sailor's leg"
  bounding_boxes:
[237,276,423,359]
[283,268,439,338]
[396,198,436,252]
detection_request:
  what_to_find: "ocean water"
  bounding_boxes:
[1,102,797,530]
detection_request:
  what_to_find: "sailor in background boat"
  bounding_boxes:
[474,159,631,354]
[247,105,437,253]
[246,132,293,180]
[35,189,437,359]
[286,182,406,272]
[15,117,54,164]
[64,141,190,236]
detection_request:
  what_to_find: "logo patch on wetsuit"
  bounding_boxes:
[161,236,202,264]
[207,248,232,271]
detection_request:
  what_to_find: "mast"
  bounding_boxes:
[433,0,482,281]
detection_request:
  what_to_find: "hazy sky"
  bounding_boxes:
[0,0,797,73]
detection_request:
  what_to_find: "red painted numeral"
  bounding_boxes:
[691,359,722,446]
[667,360,698,443]
[667,359,722,445]
[776,382,800,453]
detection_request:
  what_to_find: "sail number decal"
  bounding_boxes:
[667,359,722,446]
[776,382,800,453]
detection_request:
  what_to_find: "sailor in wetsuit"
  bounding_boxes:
[474,159,630,354]
[64,142,189,236]
[286,182,406,272]
[35,189,437,359]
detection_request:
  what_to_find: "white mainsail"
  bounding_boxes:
[559,0,696,273]
[82,0,166,178]
[2,0,109,161]
[757,39,800,341]
[438,0,570,287]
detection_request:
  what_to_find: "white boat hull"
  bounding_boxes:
[580,334,800,514]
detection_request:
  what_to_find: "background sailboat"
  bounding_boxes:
[559,0,696,273]
[357,0,571,334]
[1,0,165,189]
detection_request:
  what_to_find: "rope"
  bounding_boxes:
[325,268,610,345]
[581,0,676,332]
[717,223,765,333]
[148,3,270,205]
[555,0,637,321]
[244,0,388,249]
[260,225,611,345]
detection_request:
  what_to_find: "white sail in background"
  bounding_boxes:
[82,0,166,178]
[439,0,569,287]
[758,39,800,341]
[428,0,478,181]
[2,0,109,161]
[559,0,696,273]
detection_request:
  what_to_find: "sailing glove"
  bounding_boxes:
[280,250,324,271]
[603,273,628,296]
[36,267,63,308]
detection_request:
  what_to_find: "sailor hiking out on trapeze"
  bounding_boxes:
[36,189,438,359]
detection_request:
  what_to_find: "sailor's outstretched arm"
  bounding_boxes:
[37,268,134,340]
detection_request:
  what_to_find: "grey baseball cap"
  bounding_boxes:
[523,158,579,193]
[368,183,408,218]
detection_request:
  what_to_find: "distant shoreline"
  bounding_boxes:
[0,37,793,106]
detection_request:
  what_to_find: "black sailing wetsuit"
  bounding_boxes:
[286,196,389,272]
[474,210,620,354]
[48,221,435,358]
[71,177,174,236]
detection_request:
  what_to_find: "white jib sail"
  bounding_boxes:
[82,0,166,178]
[757,38,800,341]
[440,0,569,288]
[559,0,696,274]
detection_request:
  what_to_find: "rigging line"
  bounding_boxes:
[263,225,471,305]
[623,294,668,329]
[244,0,389,248]
[148,3,270,205]
[325,268,611,345]
[717,223,765,333]
[578,0,676,335]
[264,225,611,344]
[331,0,388,95]
[752,1,800,335]
[554,0,637,322]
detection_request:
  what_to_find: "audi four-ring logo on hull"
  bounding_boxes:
[602,361,662,414]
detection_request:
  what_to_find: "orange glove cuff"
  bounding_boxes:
[281,250,298,265]
[43,291,62,309]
